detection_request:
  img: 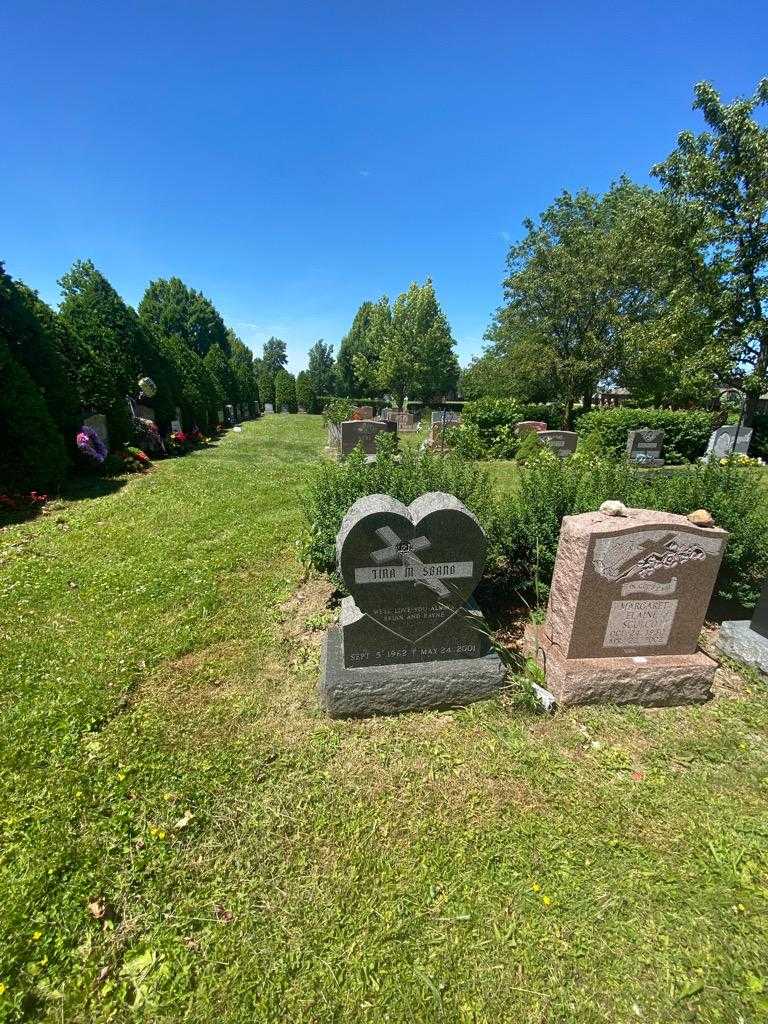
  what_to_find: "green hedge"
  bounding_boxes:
[576,407,716,464]
[0,339,69,494]
[300,442,497,576]
[494,446,768,607]
[302,439,768,610]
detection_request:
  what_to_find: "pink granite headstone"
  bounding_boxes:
[515,420,547,434]
[528,507,728,707]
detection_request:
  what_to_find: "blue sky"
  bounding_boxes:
[2,1,765,374]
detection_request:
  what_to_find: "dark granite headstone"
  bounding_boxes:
[340,419,397,457]
[627,428,665,467]
[538,431,577,458]
[318,493,505,716]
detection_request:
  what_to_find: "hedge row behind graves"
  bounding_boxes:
[302,439,768,609]
[0,260,259,498]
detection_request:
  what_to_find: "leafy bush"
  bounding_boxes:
[495,445,768,607]
[576,407,716,463]
[458,397,567,458]
[275,370,298,412]
[0,339,69,493]
[296,371,318,412]
[301,442,498,577]
[323,397,356,426]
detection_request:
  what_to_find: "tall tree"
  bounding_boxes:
[261,336,288,376]
[138,277,228,357]
[296,370,317,412]
[0,266,80,442]
[652,78,768,421]
[336,301,377,397]
[227,329,258,414]
[58,260,143,444]
[274,369,297,412]
[307,339,335,396]
[489,181,716,423]
[204,343,237,408]
[352,282,459,408]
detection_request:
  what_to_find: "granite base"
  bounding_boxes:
[717,620,768,676]
[319,624,506,718]
[525,624,716,708]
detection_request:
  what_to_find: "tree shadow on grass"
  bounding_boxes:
[0,475,128,529]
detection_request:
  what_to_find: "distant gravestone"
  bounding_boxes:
[527,506,728,707]
[319,492,505,716]
[627,428,665,467]
[171,407,183,432]
[84,414,109,446]
[340,419,396,458]
[538,430,577,458]
[702,425,753,459]
[431,410,461,425]
[264,403,274,414]
[391,410,416,431]
[352,406,374,420]
[281,404,290,414]
[515,420,547,434]
[717,579,768,675]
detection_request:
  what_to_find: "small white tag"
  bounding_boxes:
[632,656,648,664]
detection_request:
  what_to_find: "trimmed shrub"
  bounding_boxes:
[296,371,318,412]
[323,397,356,425]
[495,445,768,607]
[0,339,69,493]
[459,398,568,458]
[301,442,498,577]
[0,271,80,445]
[275,370,298,412]
[576,407,716,463]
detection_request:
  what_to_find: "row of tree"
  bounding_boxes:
[463,78,768,425]
[1,261,262,492]
[296,279,461,409]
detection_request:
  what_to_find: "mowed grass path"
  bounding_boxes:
[1,416,767,1023]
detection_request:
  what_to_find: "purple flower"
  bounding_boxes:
[76,426,108,464]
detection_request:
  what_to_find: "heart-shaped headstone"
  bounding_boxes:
[337,492,487,645]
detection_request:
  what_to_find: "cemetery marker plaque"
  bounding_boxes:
[702,425,753,459]
[319,493,505,717]
[627,428,665,467]
[339,419,396,459]
[538,430,577,457]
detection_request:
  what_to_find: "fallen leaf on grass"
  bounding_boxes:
[174,810,194,830]
[214,905,234,923]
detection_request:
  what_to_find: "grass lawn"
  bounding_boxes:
[1,415,767,1023]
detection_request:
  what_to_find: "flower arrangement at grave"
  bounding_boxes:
[132,417,166,455]
[76,425,108,465]
[718,453,765,467]
[0,490,48,515]
[118,446,152,473]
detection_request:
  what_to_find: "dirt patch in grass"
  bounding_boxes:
[280,575,338,646]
